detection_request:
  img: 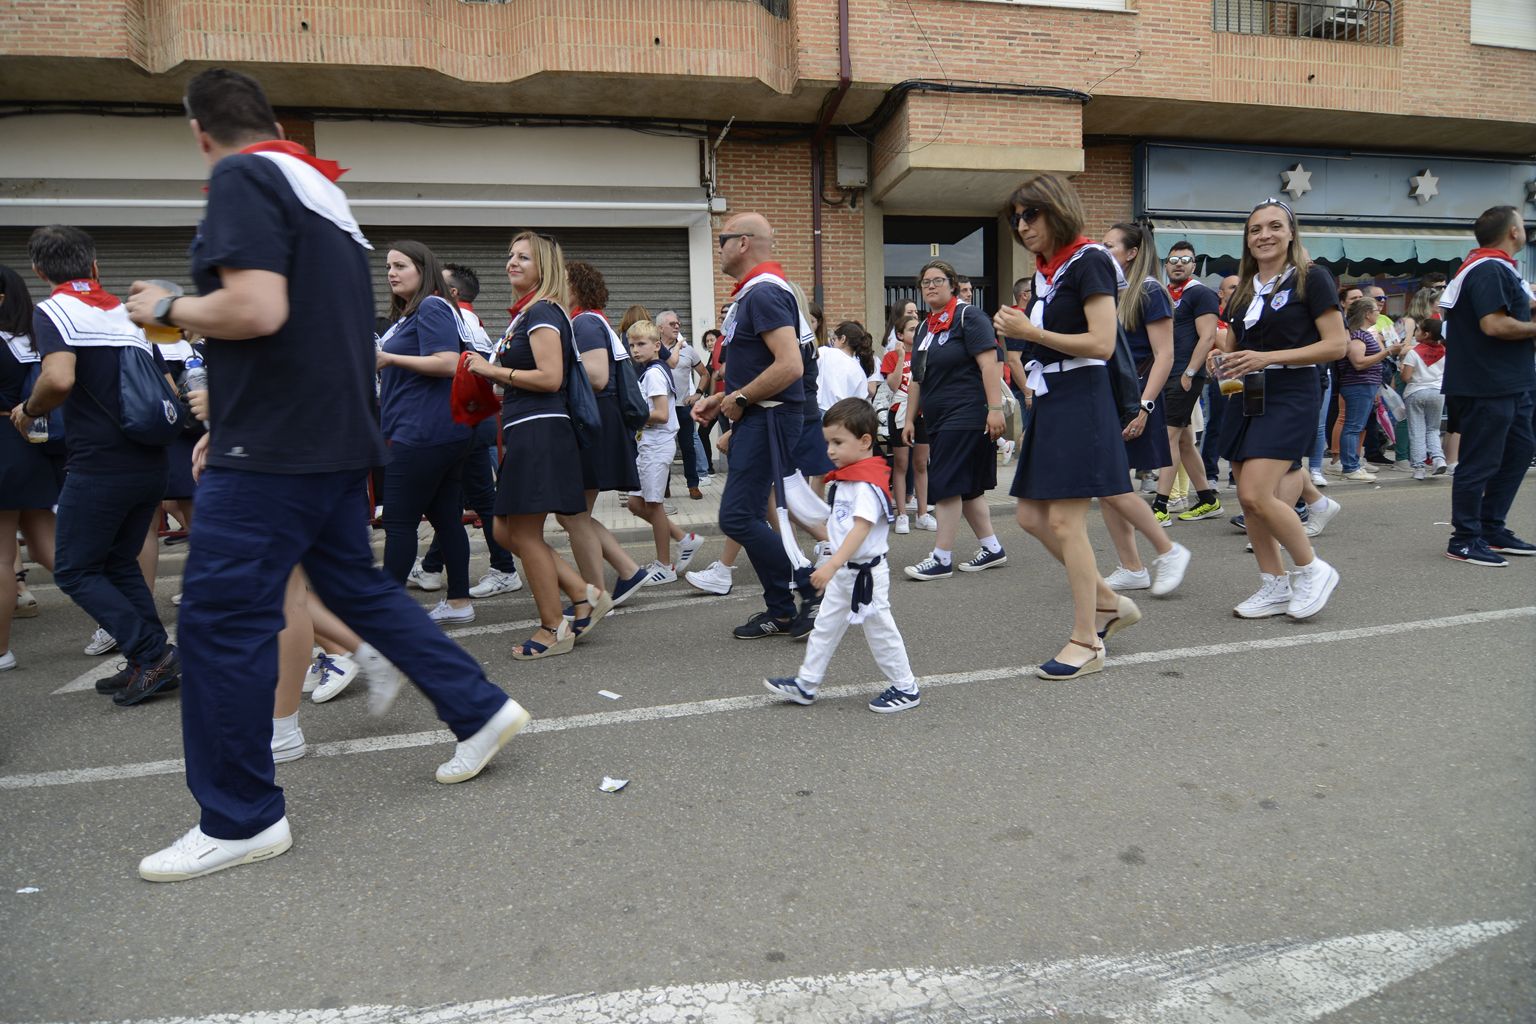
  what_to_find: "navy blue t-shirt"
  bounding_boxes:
[572,312,617,398]
[912,302,997,431]
[1442,261,1536,398]
[1124,281,1174,365]
[1170,279,1221,376]
[190,153,388,474]
[32,302,169,477]
[498,300,571,423]
[722,284,802,408]
[379,294,469,448]
[799,339,821,420]
[1033,247,1119,364]
[1227,265,1338,355]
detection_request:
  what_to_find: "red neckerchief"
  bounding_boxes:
[1456,247,1518,276]
[239,139,348,182]
[569,307,604,319]
[926,297,958,334]
[1414,340,1446,367]
[730,261,787,296]
[1036,236,1093,286]
[51,279,121,311]
[824,456,892,500]
[1168,280,1190,303]
[506,291,537,320]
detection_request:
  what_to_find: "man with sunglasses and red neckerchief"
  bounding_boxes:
[1153,241,1222,525]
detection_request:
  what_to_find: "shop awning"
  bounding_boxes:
[1154,221,1476,265]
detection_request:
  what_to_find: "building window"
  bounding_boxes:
[1212,1,1399,46]
[1471,0,1536,50]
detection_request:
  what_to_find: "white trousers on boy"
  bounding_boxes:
[796,561,916,693]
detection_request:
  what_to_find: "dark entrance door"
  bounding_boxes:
[883,216,998,315]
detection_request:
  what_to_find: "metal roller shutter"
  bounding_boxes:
[0,225,693,338]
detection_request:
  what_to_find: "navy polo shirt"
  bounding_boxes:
[572,312,617,398]
[499,300,571,424]
[32,304,169,477]
[913,302,997,432]
[1033,247,1119,364]
[799,338,821,420]
[722,284,803,408]
[379,294,469,448]
[1170,280,1221,374]
[190,153,388,474]
[1227,265,1339,354]
[1123,282,1174,365]
[1442,261,1536,398]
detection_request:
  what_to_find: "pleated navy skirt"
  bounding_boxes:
[495,414,587,517]
[1218,366,1320,464]
[926,427,997,502]
[0,427,62,510]
[1011,364,1132,500]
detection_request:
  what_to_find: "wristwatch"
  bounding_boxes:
[732,392,751,411]
[1182,368,1197,378]
[152,295,179,327]
[1140,399,1156,414]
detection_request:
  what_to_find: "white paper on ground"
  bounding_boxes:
[16,887,39,894]
[599,776,629,793]
[597,690,622,700]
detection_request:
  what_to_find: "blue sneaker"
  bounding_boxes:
[903,555,953,581]
[1445,539,1508,567]
[611,567,647,608]
[868,686,920,713]
[957,547,1007,572]
[1230,514,1246,533]
[1295,498,1310,523]
[1487,533,1536,557]
[763,677,816,705]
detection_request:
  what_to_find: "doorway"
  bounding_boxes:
[882,216,998,314]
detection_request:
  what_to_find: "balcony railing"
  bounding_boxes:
[1213,0,1398,46]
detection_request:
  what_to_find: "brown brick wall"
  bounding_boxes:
[1075,144,1136,241]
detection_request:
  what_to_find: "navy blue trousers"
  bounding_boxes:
[1201,377,1226,482]
[178,467,511,839]
[422,420,516,576]
[718,408,811,620]
[1447,390,1535,545]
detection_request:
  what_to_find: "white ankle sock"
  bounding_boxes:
[932,547,952,563]
[272,711,302,745]
[979,534,1002,554]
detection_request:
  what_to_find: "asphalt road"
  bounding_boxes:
[2,473,1533,1024]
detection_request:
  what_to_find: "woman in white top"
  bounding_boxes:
[1399,317,1448,479]
[817,321,876,410]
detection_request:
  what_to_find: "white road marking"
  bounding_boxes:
[8,919,1519,1024]
[7,606,1531,792]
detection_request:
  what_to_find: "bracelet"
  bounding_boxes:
[20,400,36,418]
[985,403,1006,411]
[506,368,518,385]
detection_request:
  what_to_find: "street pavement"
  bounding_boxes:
[1,468,1533,1024]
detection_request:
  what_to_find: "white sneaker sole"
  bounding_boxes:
[686,577,731,595]
[272,740,307,764]
[435,703,532,784]
[139,834,293,882]
[1233,602,1290,619]
[957,556,1007,573]
[1107,577,1151,592]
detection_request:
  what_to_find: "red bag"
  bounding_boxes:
[450,351,499,426]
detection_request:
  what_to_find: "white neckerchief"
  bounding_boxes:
[250,151,372,251]
[573,310,628,361]
[1030,243,1122,331]
[1439,256,1532,345]
[726,272,817,349]
[35,295,153,352]
[2,330,36,365]
[1242,266,1297,329]
[155,339,196,361]
[455,305,495,357]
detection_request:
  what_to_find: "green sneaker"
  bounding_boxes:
[1153,508,1174,527]
[1178,498,1224,521]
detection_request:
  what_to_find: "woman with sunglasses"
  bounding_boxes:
[1211,199,1346,620]
[900,259,1007,582]
[993,174,1133,680]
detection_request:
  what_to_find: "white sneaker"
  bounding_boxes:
[0,649,15,671]
[428,599,476,625]
[1310,470,1329,488]
[685,560,734,595]
[1149,542,1191,597]
[1412,464,1427,481]
[271,723,306,764]
[1166,496,1190,514]
[1432,457,1448,475]
[641,561,677,587]
[905,496,919,513]
[914,513,938,532]
[1343,468,1377,482]
[663,503,678,516]
[1104,565,1151,591]
[355,642,405,716]
[698,475,714,487]
[139,817,293,882]
[13,586,37,618]
[171,592,182,606]
[310,653,360,703]
[84,626,117,656]
[1234,574,1292,618]
[406,562,443,592]
[435,698,532,784]
[894,514,911,535]
[1287,558,1340,620]
[1304,496,1341,538]
[301,646,324,693]
[675,532,705,575]
[469,569,522,598]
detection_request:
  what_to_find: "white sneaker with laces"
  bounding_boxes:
[685,560,734,595]
[301,646,324,693]
[1149,542,1192,597]
[1234,574,1292,618]
[1286,558,1340,621]
[310,653,360,703]
[428,599,475,624]
[675,533,705,575]
[1343,468,1377,482]
[914,513,938,532]
[355,642,404,716]
[1104,565,1151,591]
[1310,470,1329,488]
[139,816,293,882]
[1412,464,1427,481]
[406,562,443,591]
[1304,496,1341,538]
[894,514,911,535]
[84,626,117,656]
[641,560,678,586]
[469,569,522,598]
[905,496,919,513]
[435,698,532,784]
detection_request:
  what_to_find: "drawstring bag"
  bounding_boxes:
[450,351,499,426]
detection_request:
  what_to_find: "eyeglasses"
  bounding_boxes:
[919,277,950,288]
[1166,255,1196,266]
[1008,207,1043,230]
[717,233,755,248]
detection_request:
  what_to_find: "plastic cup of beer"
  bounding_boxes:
[142,279,185,344]
[1213,353,1244,396]
[26,417,49,444]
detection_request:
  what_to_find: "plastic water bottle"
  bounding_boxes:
[184,354,209,428]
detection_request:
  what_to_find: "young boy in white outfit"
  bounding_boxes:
[625,321,702,585]
[765,398,920,713]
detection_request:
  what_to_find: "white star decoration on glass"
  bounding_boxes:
[1409,169,1439,205]
[1280,163,1313,200]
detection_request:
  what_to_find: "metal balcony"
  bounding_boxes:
[1212,0,1398,46]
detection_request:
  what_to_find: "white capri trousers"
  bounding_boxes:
[796,560,916,693]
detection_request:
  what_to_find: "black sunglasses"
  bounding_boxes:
[1008,207,1043,230]
[718,232,755,248]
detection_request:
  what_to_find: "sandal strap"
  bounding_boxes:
[1068,637,1100,651]
[1096,607,1119,614]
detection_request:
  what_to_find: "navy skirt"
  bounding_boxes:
[793,411,835,476]
[580,395,640,493]
[1124,379,1171,472]
[926,427,997,502]
[0,427,62,510]
[494,414,587,517]
[1218,366,1320,463]
[163,433,200,499]
[1011,364,1132,500]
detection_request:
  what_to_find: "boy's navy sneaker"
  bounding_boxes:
[789,597,821,640]
[868,687,920,713]
[1487,533,1536,557]
[763,677,816,705]
[957,547,1007,572]
[903,555,952,581]
[734,612,792,639]
[1229,514,1246,533]
[1445,539,1509,568]
[611,567,647,608]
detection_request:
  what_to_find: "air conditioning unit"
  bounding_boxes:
[1299,0,1364,39]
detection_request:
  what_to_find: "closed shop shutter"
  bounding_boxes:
[0,224,693,338]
